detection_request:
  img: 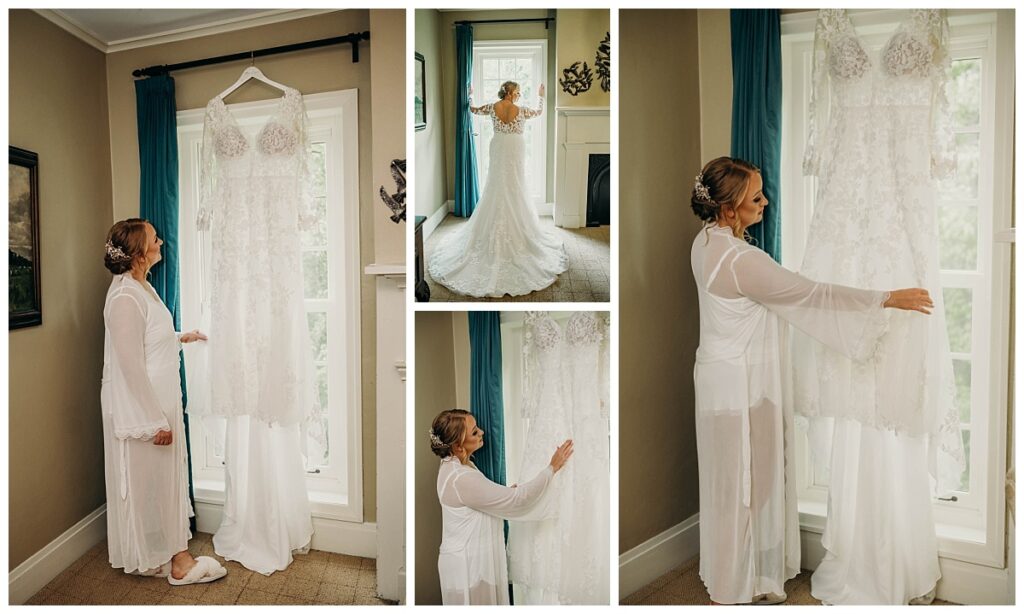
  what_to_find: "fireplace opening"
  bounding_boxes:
[586,153,611,227]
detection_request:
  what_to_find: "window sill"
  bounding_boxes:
[194,478,354,521]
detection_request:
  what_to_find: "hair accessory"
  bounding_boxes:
[105,240,131,262]
[694,173,713,203]
[428,429,445,448]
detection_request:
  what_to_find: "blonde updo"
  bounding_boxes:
[104,218,150,275]
[429,409,472,458]
[691,157,760,238]
[497,80,519,100]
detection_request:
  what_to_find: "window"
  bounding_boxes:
[781,10,1011,566]
[472,40,548,206]
[176,90,363,523]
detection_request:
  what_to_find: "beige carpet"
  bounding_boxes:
[424,214,611,302]
[621,556,957,605]
[25,532,395,605]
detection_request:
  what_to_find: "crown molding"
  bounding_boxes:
[33,9,339,54]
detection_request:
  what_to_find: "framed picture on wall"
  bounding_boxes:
[9,146,41,330]
[414,52,427,131]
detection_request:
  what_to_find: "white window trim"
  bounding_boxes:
[780,9,1011,569]
[471,39,549,208]
[176,89,363,524]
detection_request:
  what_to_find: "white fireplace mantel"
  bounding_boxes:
[554,106,610,228]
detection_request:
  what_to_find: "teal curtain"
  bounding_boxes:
[135,74,196,531]
[730,9,782,262]
[468,312,505,485]
[454,24,480,217]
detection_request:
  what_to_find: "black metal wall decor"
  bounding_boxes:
[379,159,406,224]
[559,61,593,96]
[596,32,611,92]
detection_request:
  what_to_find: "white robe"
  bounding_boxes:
[101,274,193,573]
[690,226,889,603]
[437,457,553,605]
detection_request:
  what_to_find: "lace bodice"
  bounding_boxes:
[804,9,954,178]
[471,96,544,135]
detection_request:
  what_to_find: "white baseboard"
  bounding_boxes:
[618,512,700,599]
[194,501,377,558]
[422,200,452,241]
[8,505,107,605]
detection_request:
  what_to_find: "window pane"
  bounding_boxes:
[310,142,327,197]
[500,58,515,77]
[953,359,972,424]
[303,250,328,299]
[516,58,531,81]
[958,429,971,492]
[483,79,501,99]
[301,197,328,249]
[307,311,328,362]
[483,58,499,79]
[949,58,982,129]
[938,204,978,270]
[306,365,330,468]
[938,132,980,200]
[942,287,973,353]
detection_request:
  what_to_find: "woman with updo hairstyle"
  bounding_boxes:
[430,408,573,604]
[688,157,935,604]
[100,218,226,585]
[427,74,568,298]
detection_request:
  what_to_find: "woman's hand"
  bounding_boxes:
[153,430,173,446]
[549,439,574,473]
[884,288,933,314]
[538,84,546,97]
[180,330,208,343]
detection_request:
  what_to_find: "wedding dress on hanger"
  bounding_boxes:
[794,9,964,604]
[508,312,609,605]
[187,66,318,574]
[428,96,567,297]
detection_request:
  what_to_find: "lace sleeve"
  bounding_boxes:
[520,312,541,420]
[598,313,610,421]
[729,246,890,362]
[802,10,834,177]
[926,9,956,178]
[469,101,493,116]
[196,104,217,232]
[520,95,544,120]
[106,292,172,439]
[297,102,319,231]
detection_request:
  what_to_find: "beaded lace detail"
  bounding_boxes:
[472,96,544,135]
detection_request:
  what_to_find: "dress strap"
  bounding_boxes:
[705,243,742,291]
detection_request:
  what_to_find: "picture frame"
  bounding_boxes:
[414,52,427,131]
[9,146,41,330]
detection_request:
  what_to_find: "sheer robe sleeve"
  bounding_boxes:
[447,465,554,520]
[924,9,956,178]
[802,10,835,177]
[520,95,544,120]
[723,246,890,362]
[106,293,172,439]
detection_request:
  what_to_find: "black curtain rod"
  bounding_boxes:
[132,31,370,78]
[454,18,554,29]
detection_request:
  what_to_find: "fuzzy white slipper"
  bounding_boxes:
[167,556,227,586]
[753,592,787,605]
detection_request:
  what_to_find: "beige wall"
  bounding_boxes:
[437,9,557,203]
[698,10,733,158]
[554,9,611,108]
[414,9,449,219]
[619,9,706,553]
[103,10,389,522]
[452,311,471,408]
[8,10,113,569]
[414,312,457,605]
[369,9,406,265]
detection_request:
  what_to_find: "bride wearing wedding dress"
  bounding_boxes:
[428,81,568,298]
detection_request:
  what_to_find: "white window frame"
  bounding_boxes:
[780,9,1011,569]
[176,89,363,523]
[472,40,549,207]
